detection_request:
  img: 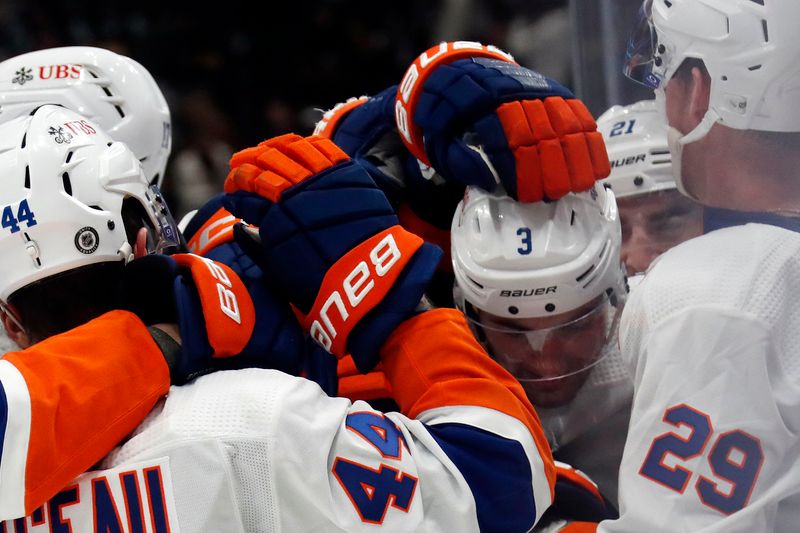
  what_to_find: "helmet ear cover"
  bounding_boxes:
[0,46,171,186]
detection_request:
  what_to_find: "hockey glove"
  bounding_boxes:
[395,41,610,202]
[316,87,463,295]
[121,252,304,384]
[223,133,442,372]
[539,462,617,526]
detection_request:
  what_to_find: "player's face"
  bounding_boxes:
[476,298,610,408]
[663,74,713,202]
[618,189,703,274]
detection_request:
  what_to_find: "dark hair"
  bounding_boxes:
[673,57,708,81]
[8,261,124,344]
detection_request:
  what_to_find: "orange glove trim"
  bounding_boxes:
[186,207,240,257]
[225,135,349,200]
[298,225,424,358]
[396,41,516,165]
[314,97,369,138]
[497,96,609,202]
[172,254,256,358]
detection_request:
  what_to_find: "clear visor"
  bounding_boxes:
[143,184,184,255]
[624,0,664,90]
[469,296,620,383]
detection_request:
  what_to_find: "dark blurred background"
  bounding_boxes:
[0,0,648,218]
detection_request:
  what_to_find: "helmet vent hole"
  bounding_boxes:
[761,18,769,43]
[88,205,103,211]
[65,151,73,164]
[20,132,26,149]
[466,276,484,289]
[748,64,762,71]
[570,210,576,226]
[24,166,30,189]
[599,240,609,259]
[750,0,764,4]
[86,68,126,118]
[663,0,672,7]
[62,172,73,196]
[576,264,596,283]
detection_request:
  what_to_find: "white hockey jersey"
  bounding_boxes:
[600,224,800,532]
[0,309,555,532]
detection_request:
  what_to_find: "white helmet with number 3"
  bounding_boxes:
[452,184,626,320]
[0,47,171,186]
[597,99,674,199]
[0,105,180,301]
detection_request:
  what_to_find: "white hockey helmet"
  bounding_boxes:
[452,184,626,320]
[597,99,674,199]
[625,0,800,138]
[0,105,180,302]
[0,47,171,187]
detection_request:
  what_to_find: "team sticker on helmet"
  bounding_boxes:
[47,120,97,145]
[75,227,99,254]
[12,67,33,85]
[48,126,73,145]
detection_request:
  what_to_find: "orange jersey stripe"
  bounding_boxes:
[380,308,555,496]
[2,310,170,514]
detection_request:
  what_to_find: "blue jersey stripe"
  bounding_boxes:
[426,422,535,533]
[0,381,7,467]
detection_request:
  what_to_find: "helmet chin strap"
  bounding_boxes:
[668,108,720,201]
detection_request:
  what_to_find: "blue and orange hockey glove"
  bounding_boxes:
[223,134,442,372]
[181,193,305,376]
[537,462,617,529]
[121,252,305,384]
[395,41,610,203]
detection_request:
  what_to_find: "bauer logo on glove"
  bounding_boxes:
[395,41,611,203]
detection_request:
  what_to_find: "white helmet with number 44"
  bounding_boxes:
[0,105,180,302]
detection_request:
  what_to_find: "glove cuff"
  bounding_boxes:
[298,225,427,358]
[347,241,443,372]
[396,41,515,165]
[147,325,181,380]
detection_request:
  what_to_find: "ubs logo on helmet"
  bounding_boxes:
[75,227,99,254]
